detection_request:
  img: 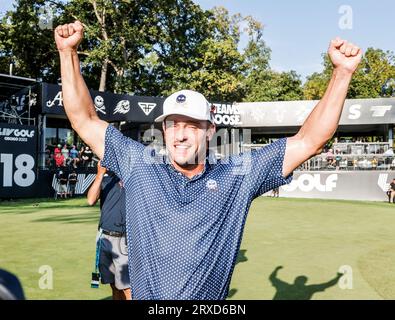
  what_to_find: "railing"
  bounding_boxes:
[241,143,395,171]
[333,142,390,155]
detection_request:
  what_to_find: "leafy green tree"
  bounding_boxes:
[304,48,395,99]
[241,15,303,102]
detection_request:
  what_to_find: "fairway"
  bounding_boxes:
[1,196,395,300]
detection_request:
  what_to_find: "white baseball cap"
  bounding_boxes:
[154,90,214,123]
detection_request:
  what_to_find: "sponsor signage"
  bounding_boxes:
[0,123,37,197]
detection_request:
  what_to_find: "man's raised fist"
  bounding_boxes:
[328,37,362,75]
[54,20,84,52]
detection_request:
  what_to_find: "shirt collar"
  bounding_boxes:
[162,149,218,176]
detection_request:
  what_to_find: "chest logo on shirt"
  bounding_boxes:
[206,179,218,192]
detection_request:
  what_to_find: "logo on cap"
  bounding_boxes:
[176,94,186,103]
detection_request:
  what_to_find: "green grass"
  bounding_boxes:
[1,196,395,300]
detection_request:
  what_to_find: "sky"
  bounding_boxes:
[1,0,395,81]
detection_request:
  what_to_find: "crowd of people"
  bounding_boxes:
[45,143,95,169]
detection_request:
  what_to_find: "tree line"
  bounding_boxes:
[1,0,394,102]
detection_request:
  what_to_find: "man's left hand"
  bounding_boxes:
[328,37,362,74]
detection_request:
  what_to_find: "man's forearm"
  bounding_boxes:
[87,173,104,205]
[298,68,353,154]
[59,50,98,130]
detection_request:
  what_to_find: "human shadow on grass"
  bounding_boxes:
[226,249,248,299]
[32,212,99,224]
[269,266,343,300]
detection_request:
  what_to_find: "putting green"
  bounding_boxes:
[1,196,394,300]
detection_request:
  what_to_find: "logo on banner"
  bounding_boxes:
[94,96,106,114]
[371,105,392,117]
[377,174,390,192]
[46,91,63,108]
[348,104,393,119]
[138,102,157,116]
[213,103,242,126]
[348,104,361,120]
[113,100,130,114]
[0,128,35,142]
[282,174,338,192]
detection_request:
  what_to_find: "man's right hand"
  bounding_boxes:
[54,20,84,52]
[97,160,107,176]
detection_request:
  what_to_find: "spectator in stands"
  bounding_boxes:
[61,144,70,166]
[388,179,395,203]
[335,149,342,170]
[372,157,378,170]
[54,144,62,154]
[54,152,65,168]
[68,170,78,197]
[81,145,94,168]
[79,146,85,166]
[326,149,335,168]
[69,145,80,168]
[352,158,358,170]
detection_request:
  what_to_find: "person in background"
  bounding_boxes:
[87,161,130,300]
[69,145,80,168]
[68,170,78,197]
[54,144,62,155]
[54,152,65,168]
[81,145,94,168]
[388,178,395,204]
[271,187,280,198]
[61,144,70,167]
[326,149,335,168]
[59,170,68,199]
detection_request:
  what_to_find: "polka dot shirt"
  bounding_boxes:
[101,125,293,300]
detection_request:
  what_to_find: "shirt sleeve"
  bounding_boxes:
[247,138,293,198]
[101,124,145,182]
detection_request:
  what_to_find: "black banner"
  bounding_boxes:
[0,123,38,198]
[41,83,165,123]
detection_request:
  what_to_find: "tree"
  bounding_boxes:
[177,6,245,102]
[241,15,303,102]
[0,0,304,102]
[244,70,303,102]
[0,0,62,83]
[303,48,395,99]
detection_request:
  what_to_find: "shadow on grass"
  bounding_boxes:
[269,266,342,300]
[227,249,248,299]
[32,212,99,224]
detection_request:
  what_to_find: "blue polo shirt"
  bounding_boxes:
[101,124,293,300]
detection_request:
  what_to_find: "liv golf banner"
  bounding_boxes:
[0,123,37,198]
